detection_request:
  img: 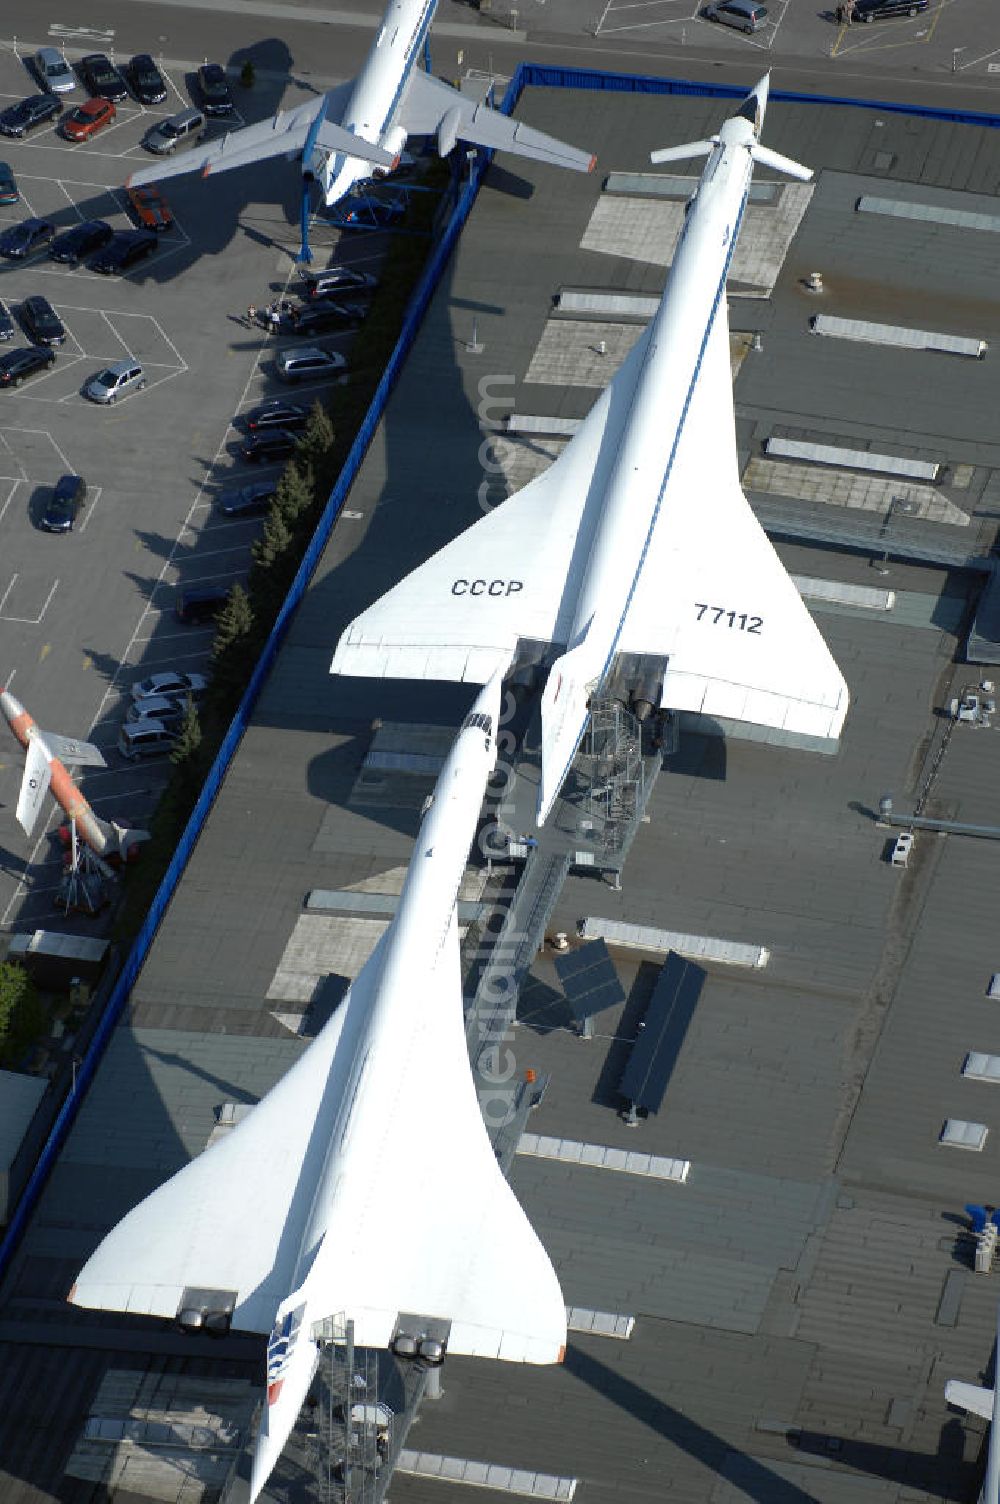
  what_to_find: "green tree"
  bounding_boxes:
[272,461,316,531]
[212,582,254,661]
[0,962,42,1057]
[170,697,203,769]
[240,59,255,88]
[295,402,336,485]
[251,507,293,572]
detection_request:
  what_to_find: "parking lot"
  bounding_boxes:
[0,40,382,929]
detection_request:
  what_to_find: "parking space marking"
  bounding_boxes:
[0,576,59,623]
[0,479,19,523]
[76,483,103,534]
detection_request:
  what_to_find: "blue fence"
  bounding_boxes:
[0,90,511,1282]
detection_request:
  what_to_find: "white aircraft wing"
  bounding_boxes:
[69,940,376,1332]
[946,1379,994,1420]
[617,306,849,743]
[126,85,389,190]
[15,738,51,839]
[397,69,594,173]
[331,328,652,684]
[312,911,566,1363]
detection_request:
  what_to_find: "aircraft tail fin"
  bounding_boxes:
[751,143,812,181]
[649,138,716,166]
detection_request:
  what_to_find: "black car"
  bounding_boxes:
[0,301,14,341]
[854,0,926,14]
[241,429,298,463]
[128,53,168,105]
[41,474,86,533]
[0,217,56,260]
[244,400,309,434]
[302,267,377,300]
[218,479,278,517]
[0,346,56,388]
[197,62,234,116]
[0,161,19,205]
[88,229,158,274]
[78,53,129,102]
[21,296,66,346]
[290,299,366,337]
[49,218,113,266]
[0,94,62,138]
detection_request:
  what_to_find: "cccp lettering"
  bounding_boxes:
[451,579,524,597]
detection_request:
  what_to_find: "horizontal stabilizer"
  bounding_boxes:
[750,144,813,181]
[650,138,716,166]
[946,1379,995,1420]
[15,738,50,838]
[398,69,594,174]
[313,119,393,167]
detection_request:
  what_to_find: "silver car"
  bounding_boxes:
[275,346,347,383]
[84,359,146,404]
[35,47,76,93]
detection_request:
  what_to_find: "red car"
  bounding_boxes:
[61,97,116,142]
[127,183,173,232]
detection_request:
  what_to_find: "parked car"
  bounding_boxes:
[49,219,113,265]
[0,301,14,342]
[127,53,168,105]
[342,187,407,228]
[41,474,86,532]
[241,429,298,463]
[174,585,229,624]
[88,229,157,274]
[244,400,310,433]
[702,0,767,28]
[854,0,927,15]
[78,53,129,102]
[275,346,347,382]
[21,295,66,346]
[301,266,377,299]
[0,95,62,138]
[197,62,233,116]
[61,97,116,141]
[144,106,205,155]
[84,359,145,404]
[218,479,278,517]
[290,299,366,337]
[0,161,19,204]
[34,46,76,94]
[125,695,188,729]
[127,184,173,232]
[131,671,208,703]
[0,217,56,260]
[0,345,56,388]
[118,719,176,760]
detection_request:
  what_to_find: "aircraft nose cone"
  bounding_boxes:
[1,687,26,725]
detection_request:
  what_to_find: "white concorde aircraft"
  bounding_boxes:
[947,1310,1000,1504]
[126,0,594,247]
[330,76,850,825]
[69,674,565,1502]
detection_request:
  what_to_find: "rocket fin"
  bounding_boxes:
[331,327,653,686]
[69,943,378,1331]
[617,306,848,744]
[37,731,106,768]
[15,738,51,838]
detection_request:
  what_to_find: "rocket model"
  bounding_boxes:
[69,673,565,1502]
[946,1305,1000,1504]
[331,75,849,823]
[1,688,149,861]
[126,0,595,260]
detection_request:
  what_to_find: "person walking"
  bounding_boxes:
[247,302,257,328]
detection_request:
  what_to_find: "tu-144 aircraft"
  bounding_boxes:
[127,0,595,257]
[330,75,850,823]
[69,674,565,1502]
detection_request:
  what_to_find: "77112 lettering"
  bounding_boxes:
[694,604,763,633]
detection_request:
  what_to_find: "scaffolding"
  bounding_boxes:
[577,698,645,863]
